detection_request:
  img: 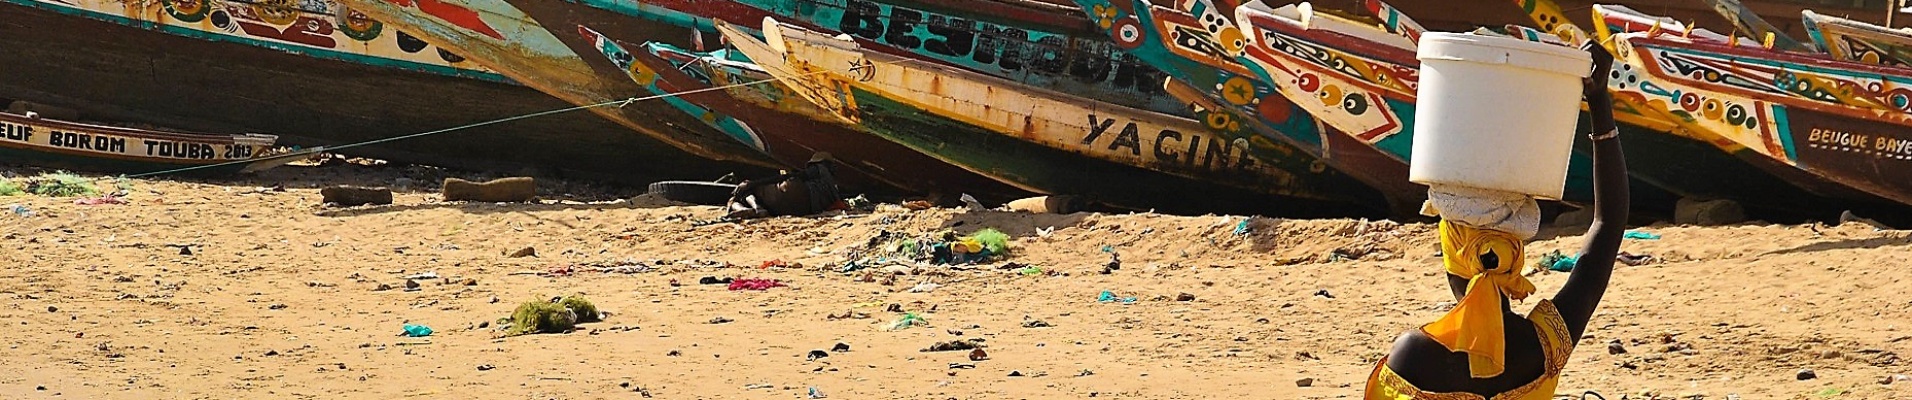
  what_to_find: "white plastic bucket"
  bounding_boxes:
[1409,32,1591,200]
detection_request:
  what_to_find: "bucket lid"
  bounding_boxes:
[1417,32,1592,78]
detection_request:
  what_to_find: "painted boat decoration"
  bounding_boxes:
[1076,0,1424,215]
[566,0,1190,117]
[1802,10,1912,68]
[6,0,501,80]
[0,111,299,175]
[1602,21,1912,206]
[724,19,1389,215]
[1700,0,1814,53]
[329,0,780,167]
[0,0,756,184]
[583,26,1029,200]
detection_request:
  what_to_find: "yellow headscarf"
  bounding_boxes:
[1421,220,1537,378]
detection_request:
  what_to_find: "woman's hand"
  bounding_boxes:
[1582,42,1615,96]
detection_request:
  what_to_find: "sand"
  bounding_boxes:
[0,162,1908,399]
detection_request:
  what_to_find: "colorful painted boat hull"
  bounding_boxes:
[331,0,781,168]
[1075,0,1423,215]
[593,29,1030,200]
[1613,32,1912,206]
[0,111,292,175]
[726,21,1388,215]
[1802,10,1912,68]
[0,0,758,183]
[578,0,1190,117]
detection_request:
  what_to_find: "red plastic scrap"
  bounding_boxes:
[728,278,787,291]
[759,259,790,269]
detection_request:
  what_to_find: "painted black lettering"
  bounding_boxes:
[0,122,31,142]
[1184,135,1202,166]
[1068,49,1114,84]
[109,138,126,153]
[975,24,1026,71]
[143,140,159,156]
[1109,123,1142,156]
[1030,35,1069,75]
[884,8,923,49]
[1232,139,1255,171]
[1083,114,1116,144]
[839,0,886,40]
[923,15,974,57]
[1154,130,1183,162]
[1202,134,1237,169]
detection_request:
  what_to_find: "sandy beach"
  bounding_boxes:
[0,162,1907,399]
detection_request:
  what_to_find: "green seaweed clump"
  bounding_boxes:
[0,178,21,196]
[559,296,601,323]
[506,295,601,335]
[26,172,98,197]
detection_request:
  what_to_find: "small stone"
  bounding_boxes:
[476,321,490,329]
[1175,293,1196,302]
[1607,340,1628,355]
[476,364,494,371]
[461,278,478,286]
[1295,377,1314,387]
[268,303,287,310]
[806,350,829,361]
[336,363,347,370]
[1796,368,1816,380]
[666,350,682,357]
[619,381,631,388]
[264,349,279,357]
[36,386,45,391]
[1008,370,1024,377]
[508,247,537,258]
[1021,319,1052,328]
[404,280,420,290]
[488,295,499,304]
[1313,289,1334,299]
[178,246,193,256]
[709,316,732,324]
[374,283,394,291]
[831,343,850,352]
[46,306,57,313]
[969,348,988,361]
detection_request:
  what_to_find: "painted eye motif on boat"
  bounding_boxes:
[1678,92,1701,112]
[1317,85,1344,107]
[1701,99,1724,120]
[1341,93,1369,115]
[1724,104,1748,126]
[1296,73,1320,92]
[1110,18,1144,50]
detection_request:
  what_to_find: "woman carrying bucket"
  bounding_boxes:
[1363,34,1627,399]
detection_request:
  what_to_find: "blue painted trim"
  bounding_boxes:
[1770,103,1799,161]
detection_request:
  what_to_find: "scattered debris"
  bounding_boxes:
[400,324,432,337]
[884,313,927,331]
[1314,289,1335,299]
[708,316,733,324]
[1617,252,1656,266]
[1608,340,1628,355]
[504,296,599,335]
[1797,368,1817,380]
[1021,319,1052,328]
[320,186,392,206]
[1097,291,1137,304]
[1175,293,1196,302]
[728,278,786,291]
[831,343,851,352]
[476,364,495,371]
[1295,377,1315,387]
[1623,230,1662,240]
[968,348,988,361]
[698,276,734,285]
[907,282,940,293]
[807,386,827,399]
[806,350,829,361]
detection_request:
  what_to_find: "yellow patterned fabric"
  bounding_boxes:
[1424,221,1536,378]
[1364,301,1575,400]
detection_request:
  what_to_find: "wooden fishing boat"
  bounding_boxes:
[554,0,1191,117]
[1074,0,1425,216]
[325,0,779,169]
[1701,0,1814,53]
[1802,10,1912,68]
[1503,1,1884,214]
[0,111,300,175]
[583,27,1030,201]
[1600,17,1912,207]
[724,19,1390,216]
[0,0,760,183]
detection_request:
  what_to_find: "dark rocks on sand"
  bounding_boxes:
[320,186,393,206]
[441,177,536,203]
